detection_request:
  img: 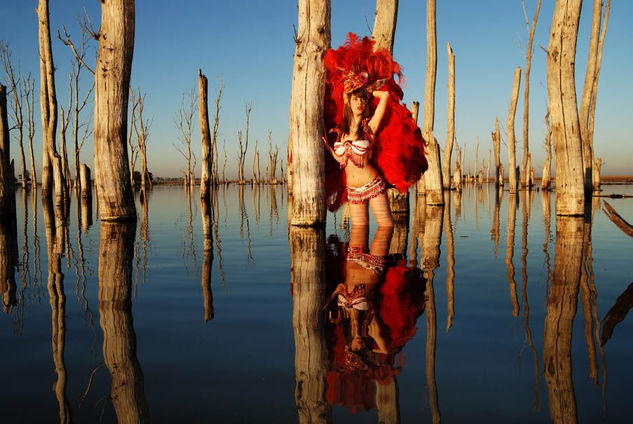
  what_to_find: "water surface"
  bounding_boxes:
[1,184,632,423]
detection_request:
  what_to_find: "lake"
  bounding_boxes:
[1,184,632,423]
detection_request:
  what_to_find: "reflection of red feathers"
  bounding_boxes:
[376,261,426,352]
[324,33,428,211]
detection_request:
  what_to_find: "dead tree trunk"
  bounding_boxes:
[442,42,455,190]
[24,75,37,188]
[419,0,443,205]
[372,0,398,52]
[592,157,602,191]
[521,0,541,189]
[267,131,279,183]
[94,0,136,221]
[491,118,501,187]
[175,89,196,188]
[507,67,521,194]
[211,82,223,186]
[80,164,91,199]
[37,0,64,205]
[580,0,610,194]
[547,0,584,216]
[1,84,16,216]
[0,43,27,189]
[288,0,330,226]
[542,111,552,191]
[198,70,211,199]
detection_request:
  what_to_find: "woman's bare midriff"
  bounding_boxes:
[345,162,379,188]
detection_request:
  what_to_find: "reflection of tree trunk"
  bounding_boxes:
[0,84,17,311]
[443,191,455,332]
[542,191,552,297]
[41,194,71,423]
[520,190,540,410]
[505,194,519,316]
[421,204,442,424]
[491,188,501,257]
[376,378,399,424]
[290,227,331,423]
[544,216,583,424]
[201,198,214,322]
[577,214,599,385]
[0,206,18,313]
[389,210,408,257]
[98,221,149,423]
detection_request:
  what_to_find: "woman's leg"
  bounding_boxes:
[369,192,393,228]
[349,201,369,226]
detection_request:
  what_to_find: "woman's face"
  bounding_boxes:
[349,93,367,117]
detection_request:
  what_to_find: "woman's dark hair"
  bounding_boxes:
[338,88,370,138]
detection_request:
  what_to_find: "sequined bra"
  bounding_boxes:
[333,139,371,168]
[330,120,375,169]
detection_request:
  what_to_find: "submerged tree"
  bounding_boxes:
[520,0,541,189]
[580,0,611,193]
[420,0,443,205]
[174,88,196,188]
[546,0,584,215]
[287,0,330,226]
[198,70,212,199]
[37,0,65,206]
[93,0,136,220]
[0,42,27,189]
[237,102,252,184]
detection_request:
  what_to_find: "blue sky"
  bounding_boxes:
[1,0,631,178]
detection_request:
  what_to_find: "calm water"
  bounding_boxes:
[1,184,632,423]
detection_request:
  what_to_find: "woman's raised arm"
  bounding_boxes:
[367,90,389,134]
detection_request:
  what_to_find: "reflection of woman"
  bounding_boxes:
[322,33,428,224]
[323,225,426,412]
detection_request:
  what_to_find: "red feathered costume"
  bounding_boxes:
[324,33,428,211]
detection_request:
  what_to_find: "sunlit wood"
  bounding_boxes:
[546,0,584,215]
[288,0,330,225]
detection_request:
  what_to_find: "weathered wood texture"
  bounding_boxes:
[372,0,398,52]
[521,0,541,188]
[98,221,149,423]
[36,0,60,201]
[542,112,552,190]
[546,0,584,216]
[198,70,212,199]
[602,201,633,238]
[580,0,610,193]
[442,42,455,190]
[94,0,136,220]
[290,227,330,423]
[288,0,330,226]
[544,216,583,424]
[507,67,521,194]
[419,0,443,205]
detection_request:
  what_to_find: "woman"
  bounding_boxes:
[324,83,393,228]
[322,34,428,224]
